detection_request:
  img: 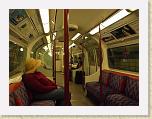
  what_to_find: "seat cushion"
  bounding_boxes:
[105,94,139,106]
[86,82,117,104]
[125,77,139,101]
[86,82,100,95]
[30,100,55,106]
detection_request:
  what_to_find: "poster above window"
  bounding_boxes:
[111,25,136,39]
[102,33,115,42]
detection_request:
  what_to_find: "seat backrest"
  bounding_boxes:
[101,70,111,86]
[9,82,30,106]
[125,76,139,101]
[109,73,127,93]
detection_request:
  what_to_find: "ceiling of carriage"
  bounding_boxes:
[54,9,118,42]
[9,9,46,47]
[9,9,119,52]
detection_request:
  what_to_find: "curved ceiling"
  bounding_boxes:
[54,9,118,41]
[9,9,121,51]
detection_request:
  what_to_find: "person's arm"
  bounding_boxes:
[35,72,55,86]
[38,77,57,86]
[24,77,57,93]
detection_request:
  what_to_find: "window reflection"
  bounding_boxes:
[9,41,27,76]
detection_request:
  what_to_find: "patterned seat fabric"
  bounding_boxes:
[125,77,139,101]
[9,82,56,106]
[13,82,30,105]
[85,70,139,106]
[105,77,139,106]
[86,81,100,99]
[109,73,126,93]
[30,100,55,106]
[105,94,139,106]
[9,93,16,106]
[86,82,116,104]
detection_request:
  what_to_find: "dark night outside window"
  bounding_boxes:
[107,44,139,72]
[9,41,27,76]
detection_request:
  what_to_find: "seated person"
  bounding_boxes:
[22,58,64,106]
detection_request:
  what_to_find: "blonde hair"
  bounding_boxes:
[25,58,42,74]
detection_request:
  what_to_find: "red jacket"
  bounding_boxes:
[22,72,57,94]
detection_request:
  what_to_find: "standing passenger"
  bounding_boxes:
[22,58,65,106]
[77,57,83,68]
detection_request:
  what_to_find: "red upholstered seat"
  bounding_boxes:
[9,82,55,106]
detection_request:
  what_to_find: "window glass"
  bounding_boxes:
[9,41,27,76]
[107,44,139,72]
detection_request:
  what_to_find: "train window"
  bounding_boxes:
[9,41,27,76]
[107,44,139,72]
[102,33,115,42]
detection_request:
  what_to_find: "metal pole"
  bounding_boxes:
[82,47,84,72]
[52,10,57,83]
[70,45,72,81]
[64,9,70,106]
[99,25,103,97]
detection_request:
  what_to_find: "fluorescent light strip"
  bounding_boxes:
[43,46,48,51]
[39,9,49,33]
[69,43,76,49]
[51,21,55,24]
[71,33,81,41]
[46,35,50,43]
[48,43,51,51]
[85,36,88,39]
[101,9,130,27]
[48,43,52,56]
[89,9,130,35]
[89,24,105,35]
[20,48,23,51]
[128,9,137,12]
[48,51,52,56]
[53,32,56,40]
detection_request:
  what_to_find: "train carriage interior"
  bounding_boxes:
[9,9,139,106]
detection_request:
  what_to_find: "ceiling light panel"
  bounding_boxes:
[101,9,130,27]
[71,33,81,41]
[39,9,49,33]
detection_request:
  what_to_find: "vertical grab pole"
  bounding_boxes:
[52,10,57,83]
[99,25,103,97]
[64,9,70,106]
[82,46,84,72]
[53,34,56,83]
[70,45,72,81]
[82,46,85,89]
